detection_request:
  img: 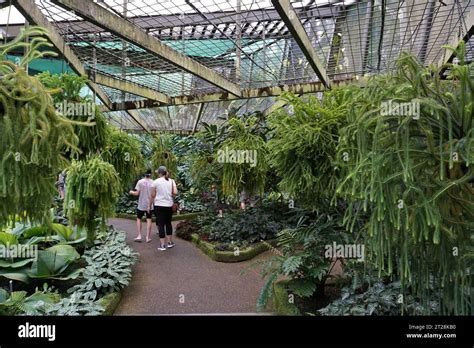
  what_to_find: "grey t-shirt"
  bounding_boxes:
[135,178,153,211]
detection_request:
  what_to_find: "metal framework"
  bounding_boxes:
[1,0,473,132]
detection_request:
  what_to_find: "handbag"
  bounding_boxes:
[171,180,178,213]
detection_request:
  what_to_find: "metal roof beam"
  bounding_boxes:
[52,0,242,97]
[102,79,358,111]
[271,0,332,89]
[13,0,113,109]
[438,8,474,68]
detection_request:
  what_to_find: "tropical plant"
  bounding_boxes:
[46,292,104,316]
[67,226,138,301]
[37,72,109,159]
[318,280,440,316]
[175,220,199,241]
[218,117,269,197]
[0,286,60,316]
[336,45,474,314]
[267,91,350,207]
[64,155,121,242]
[102,128,144,189]
[257,206,351,312]
[150,134,177,177]
[26,244,82,281]
[0,27,78,227]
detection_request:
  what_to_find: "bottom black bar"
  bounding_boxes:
[0,316,473,346]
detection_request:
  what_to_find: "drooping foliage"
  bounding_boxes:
[0,27,78,226]
[37,72,109,159]
[102,128,144,189]
[64,155,121,242]
[337,44,473,314]
[218,117,269,197]
[150,134,178,178]
[267,91,350,207]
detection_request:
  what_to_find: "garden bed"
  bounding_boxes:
[115,211,204,222]
[190,233,275,262]
[271,279,342,316]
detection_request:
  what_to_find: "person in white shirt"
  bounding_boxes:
[150,166,177,251]
[129,169,154,243]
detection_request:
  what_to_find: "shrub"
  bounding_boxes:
[175,221,199,241]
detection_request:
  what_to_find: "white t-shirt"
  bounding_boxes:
[153,177,177,207]
[135,178,154,211]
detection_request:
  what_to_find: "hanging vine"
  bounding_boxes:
[336,45,473,314]
[0,27,78,226]
[37,72,109,159]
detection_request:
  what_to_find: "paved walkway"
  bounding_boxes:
[109,218,272,315]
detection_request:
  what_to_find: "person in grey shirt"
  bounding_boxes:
[129,169,154,243]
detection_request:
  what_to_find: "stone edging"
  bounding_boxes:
[99,292,122,316]
[190,233,276,263]
[272,280,301,316]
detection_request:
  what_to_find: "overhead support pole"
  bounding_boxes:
[13,0,150,133]
[271,0,332,89]
[102,78,362,111]
[438,8,474,69]
[94,72,170,105]
[12,0,113,110]
[51,0,242,97]
[192,103,205,134]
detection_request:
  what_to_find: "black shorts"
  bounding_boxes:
[137,209,152,219]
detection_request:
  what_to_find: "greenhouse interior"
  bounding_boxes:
[0,0,473,330]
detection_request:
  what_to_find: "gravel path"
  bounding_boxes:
[109,218,272,315]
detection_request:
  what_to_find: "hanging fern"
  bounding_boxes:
[0,27,78,227]
[336,45,473,315]
[150,134,177,177]
[102,128,144,189]
[218,117,268,197]
[267,91,350,208]
[37,72,109,159]
[64,155,121,242]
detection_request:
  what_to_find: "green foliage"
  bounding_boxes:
[27,245,82,281]
[336,46,473,314]
[0,27,78,227]
[46,292,104,316]
[175,220,199,241]
[65,155,122,239]
[0,287,60,316]
[257,206,350,311]
[37,72,109,159]
[198,203,291,245]
[218,117,269,197]
[102,128,144,189]
[150,135,177,177]
[68,226,138,301]
[267,91,350,206]
[318,281,440,316]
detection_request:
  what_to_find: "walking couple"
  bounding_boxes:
[129,166,177,251]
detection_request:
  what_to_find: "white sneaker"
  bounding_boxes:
[157,245,167,251]
[168,242,175,248]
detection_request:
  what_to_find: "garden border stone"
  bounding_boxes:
[272,280,301,316]
[99,292,122,316]
[190,233,276,262]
